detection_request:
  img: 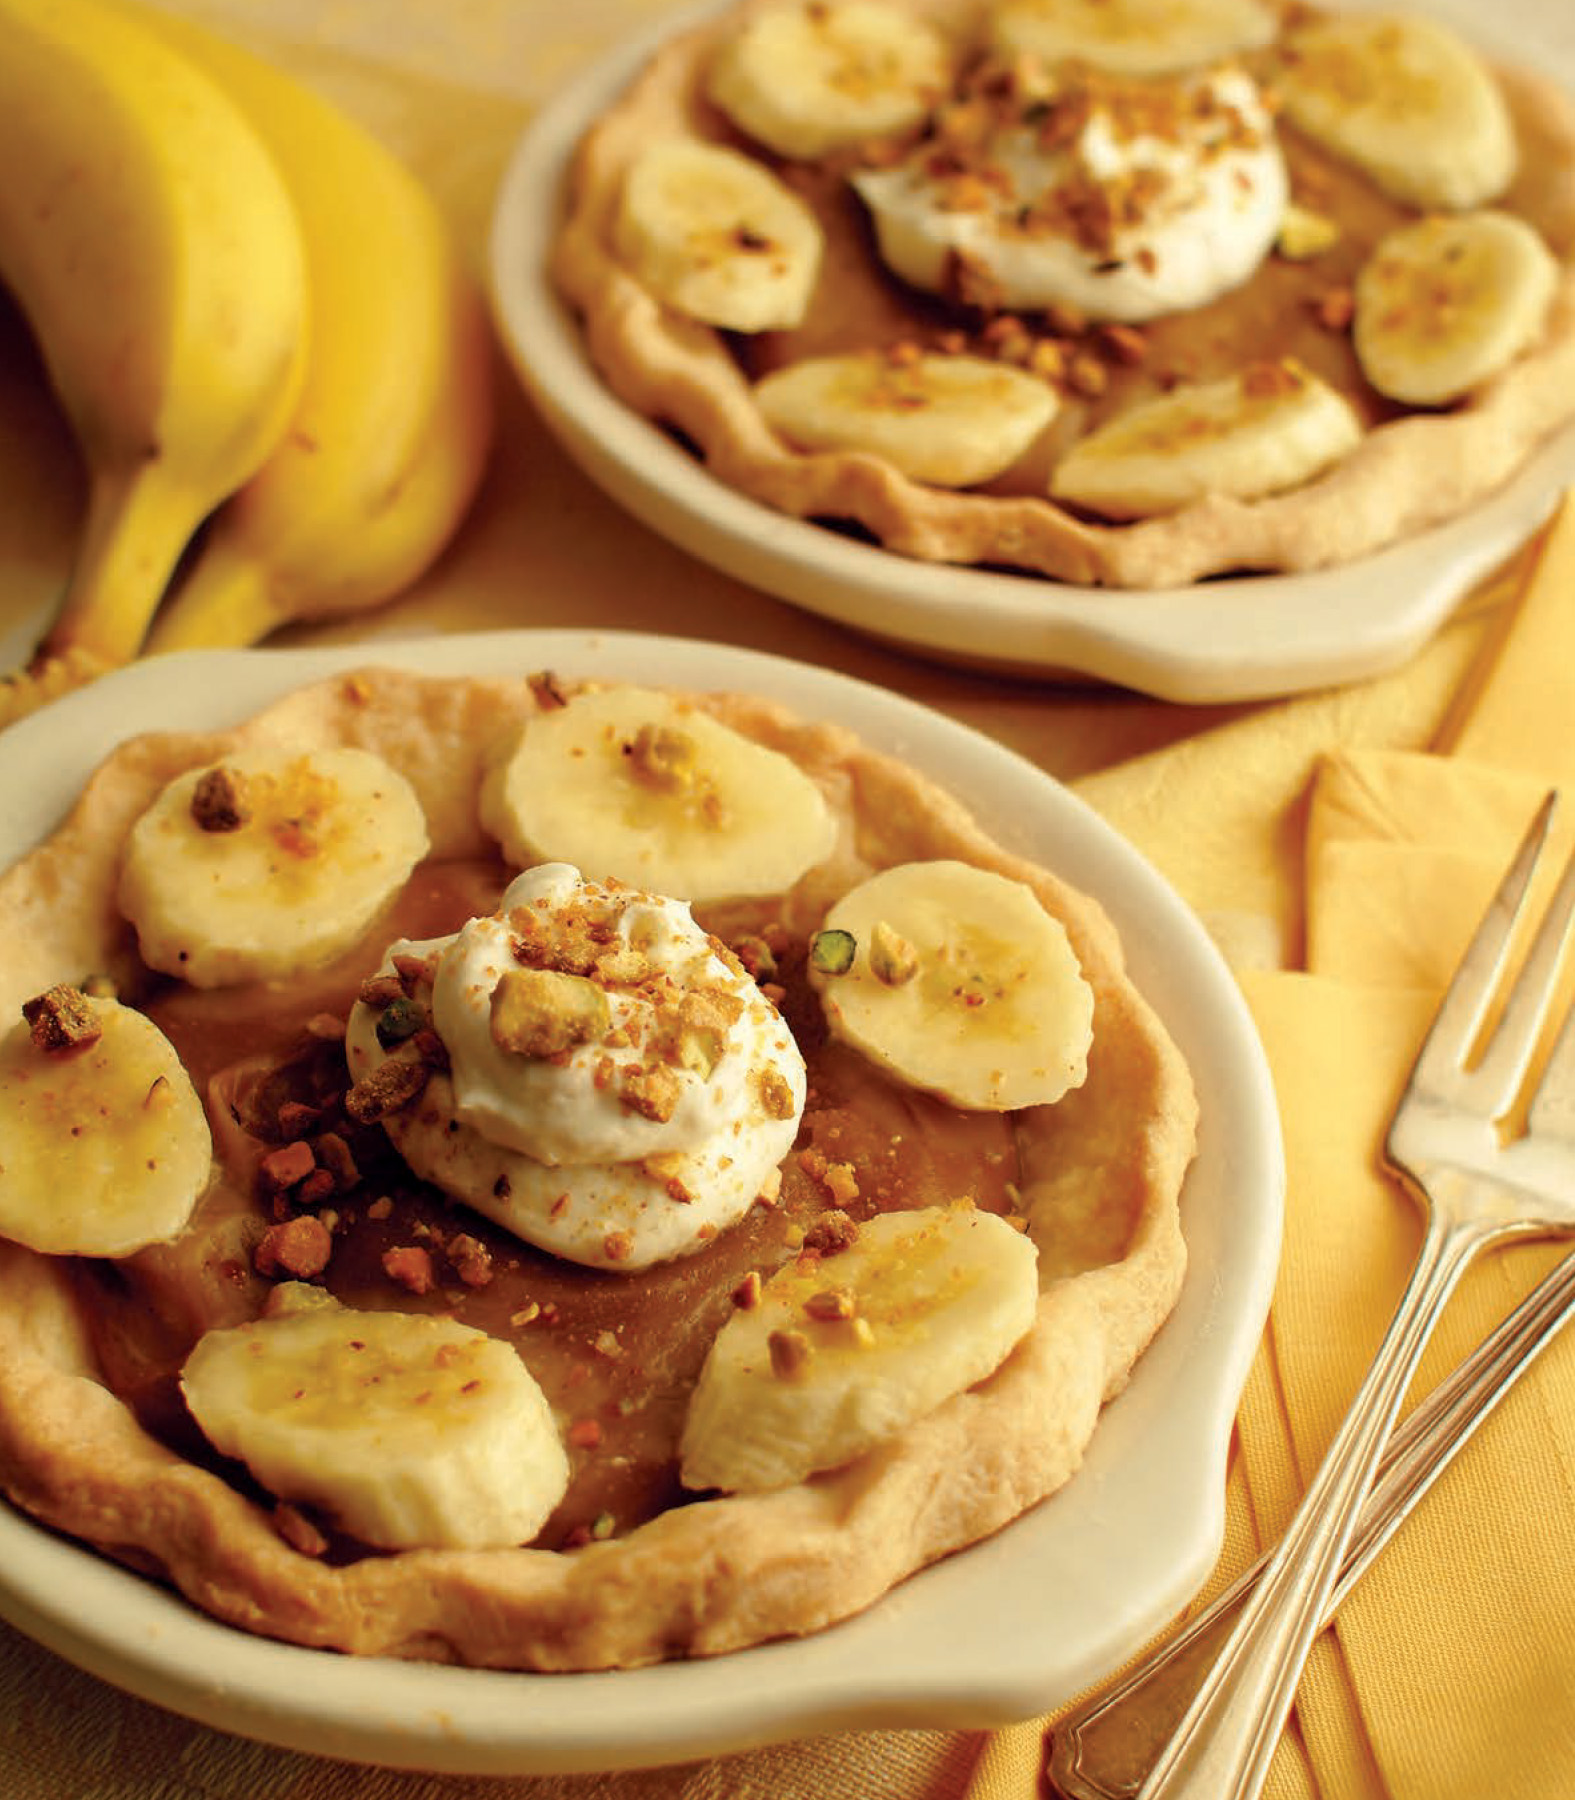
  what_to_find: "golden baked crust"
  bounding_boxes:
[551,0,1575,587]
[0,667,1195,1669]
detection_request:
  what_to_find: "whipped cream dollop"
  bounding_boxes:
[345,865,806,1270]
[853,66,1287,322]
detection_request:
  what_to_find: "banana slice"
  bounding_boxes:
[755,351,1057,487]
[611,139,823,332]
[808,860,1093,1110]
[1353,211,1559,408]
[0,990,210,1257]
[479,687,837,902]
[1273,13,1516,212]
[680,1201,1039,1493]
[989,0,1277,76]
[118,746,429,988]
[705,1,953,161]
[1049,360,1363,520]
[181,1301,570,1551]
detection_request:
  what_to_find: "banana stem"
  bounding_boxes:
[143,534,287,654]
[41,464,202,665]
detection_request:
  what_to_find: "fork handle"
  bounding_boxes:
[1048,1245,1575,1800]
[1131,1208,1489,1800]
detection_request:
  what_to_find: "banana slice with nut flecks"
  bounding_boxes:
[1273,12,1516,213]
[480,686,838,902]
[181,1298,570,1551]
[808,859,1094,1110]
[755,351,1058,487]
[681,1201,1039,1493]
[1354,211,1559,408]
[118,746,429,988]
[989,0,1277,76]
[705,0,954,161]
[612,139,822,332]
[1049,360,1363,520]
[0,988,210,1257]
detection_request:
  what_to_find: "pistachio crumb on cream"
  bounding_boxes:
[852,61,1287,321]
[345,864,806,1270]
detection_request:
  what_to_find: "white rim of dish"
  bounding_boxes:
[486,0,1575,704]
[0,633,1284,1776]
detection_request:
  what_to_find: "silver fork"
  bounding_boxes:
[1125,790,1575,1800]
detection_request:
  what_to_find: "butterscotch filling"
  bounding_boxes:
[75,860,1022,1554]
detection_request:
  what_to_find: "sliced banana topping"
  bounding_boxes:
[344,865,807,1270]
[181,1300,570,1551]
[989,0,1278,76]
[851,65,1287,322]
[0,989,211,1257]
[117,746,429,988]
[755,349,1057,486]
[1273,12,1516,213]
[809,860,1093,1111]
[480,685,837,902]
[1049,360,1363,519]
[1353,211,1559,408]
[706,0,954,161]
[680,1202,1040,1493]
[611,139,822,332]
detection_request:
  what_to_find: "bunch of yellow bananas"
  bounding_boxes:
[0,0,495,728]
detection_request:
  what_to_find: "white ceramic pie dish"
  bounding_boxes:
[487,0,1575,705]
[0,631,1283,1775]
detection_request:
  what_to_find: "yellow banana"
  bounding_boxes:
[0,0,308,672]
[134,7,495,656]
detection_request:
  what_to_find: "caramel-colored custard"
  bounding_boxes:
[78,860,1021,1553]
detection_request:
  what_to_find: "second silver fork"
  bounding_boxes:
[1127,790,1575,1800]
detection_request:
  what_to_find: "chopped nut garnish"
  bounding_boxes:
[381,1244,435,1294]
[1314,285,1355,332]
[568,1417,603,1450]
[255,1216,332,1280]
[756,1065,796,1121]
[374,996,426,1050]
[258,1140,316,1197]
[809,929,856,976]
[357,973,406,1009]
[603,1230,635,1263]
[618,1060,682,1123]
[1098,322,1148,366]
[313,1132,359,1192]
[624,722,698,792]
[527,669,571,710]
[1276,202,1340,261]
[22,985,101,1053]
[733,1269,763,1310]
[344,1058,429,1122]
[823,1161,860,1204]
[190,765,250,833]
[804,1287,856,1322]
[447,1233,494,1288]
[768,1328,814,1380]
[490,966,610,1059]
[869,920,919,987]
[803,1209,859,1255]
[730,934,778,982]
[511,1302,542,1328]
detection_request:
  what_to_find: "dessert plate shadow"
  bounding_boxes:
[0,632,1282,1774]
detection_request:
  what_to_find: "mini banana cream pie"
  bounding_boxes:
[552,0,1575,586]
[0,667,1194,1669]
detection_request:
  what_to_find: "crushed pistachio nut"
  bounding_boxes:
[768,1328,814,1380]
[344,1057,429,1123]
[803,1209,860,1255]
[809,928,857,975]
[1276,202,1340,261]
[374,995,427,1051]
[869,920,919,987]
[490,966,610,1059]
[733,1269,763,1310]
[803,1287,856,1322]
[624,722,697,792]
[22,985,101,1053]
[190,765,250,833]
